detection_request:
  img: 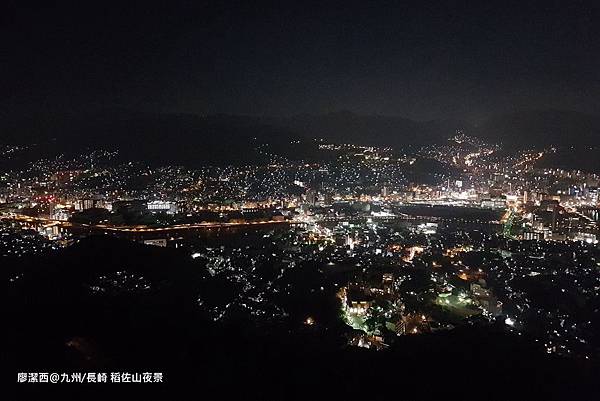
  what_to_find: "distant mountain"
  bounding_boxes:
[4,108,597,167]
[0,110,292,166]
[473,109,600,148]
[265,111,465,148]
[0,109,467,166]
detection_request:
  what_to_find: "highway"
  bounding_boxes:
[0,213,299,233]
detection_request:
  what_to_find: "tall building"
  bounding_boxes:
[76,198,95,211]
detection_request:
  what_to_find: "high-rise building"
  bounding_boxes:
[76,198,95,211]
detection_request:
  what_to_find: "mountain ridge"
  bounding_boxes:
[2,108,598,155]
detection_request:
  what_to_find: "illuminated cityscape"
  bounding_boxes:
[6,1,600,399]
[4,134,600,351]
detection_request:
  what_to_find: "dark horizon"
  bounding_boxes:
[4,1,600,122]
[6,102,600,124]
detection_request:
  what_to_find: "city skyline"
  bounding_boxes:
[5,2,600,399]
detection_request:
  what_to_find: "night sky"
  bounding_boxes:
[4,1,599,121]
